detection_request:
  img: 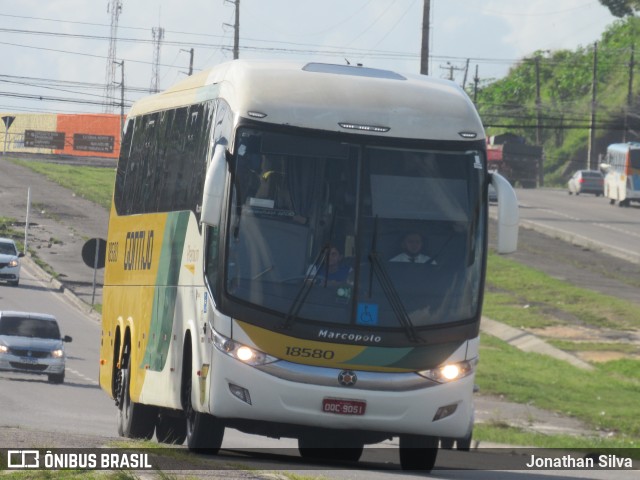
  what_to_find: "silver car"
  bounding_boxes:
[0,311,72,384]
[567,169,604,196]
[0,237,24,286]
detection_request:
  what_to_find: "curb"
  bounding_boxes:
[480,316,594,371]
[22,255,101,323]
[519,218,640,266]
[489,202,640,266]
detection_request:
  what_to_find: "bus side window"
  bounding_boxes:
[212,100,232,151]
[114,118,135,215]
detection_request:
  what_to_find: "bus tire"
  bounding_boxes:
[399,434,438,471]
[440,437,454,449]
[156,412,187,445]
[185,405,224,453]
[116,345,156,439]
[456,431,473,451]
[182,338,224,454]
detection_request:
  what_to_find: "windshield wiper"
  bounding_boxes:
[280,211,337,330]
[280,245,329,331]
[368,216,422,343]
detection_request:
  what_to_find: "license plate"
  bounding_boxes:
[21,357,38,365]
[322,398,366,415]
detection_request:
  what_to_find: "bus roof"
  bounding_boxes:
[128,60,484,142]
[608,142,640,151]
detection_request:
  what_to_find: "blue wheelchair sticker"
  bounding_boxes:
[357,303,378,326]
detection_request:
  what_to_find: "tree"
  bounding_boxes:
[600,0,640,17]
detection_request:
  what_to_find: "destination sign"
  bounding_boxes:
[73,133,115,153]
[24,130,65,149]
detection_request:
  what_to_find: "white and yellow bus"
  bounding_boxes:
[99,60,518,470]
[602,142,640,207]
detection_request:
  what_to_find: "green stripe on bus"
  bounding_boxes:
[349,342,461,370]
[143,211,190,371]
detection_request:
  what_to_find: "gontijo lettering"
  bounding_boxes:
[123,230,154,271]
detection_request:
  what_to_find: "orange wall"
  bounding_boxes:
[55,114,121,158]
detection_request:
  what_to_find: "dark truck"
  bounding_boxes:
[487,134,543,188]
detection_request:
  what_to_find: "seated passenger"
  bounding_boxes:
[389,232,432,264]
[309,246,352,285]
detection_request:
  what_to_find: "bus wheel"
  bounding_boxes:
[298,434,364,463]
[116,345,156,439]
[440,437,454,449]
[456,431,473,451]
[399,434,438,471]
[182,354,224,453]
[156,412,187,445]
[184,403,224,453]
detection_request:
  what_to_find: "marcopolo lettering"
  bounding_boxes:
[318,329,382,344]
[123,230,154,271]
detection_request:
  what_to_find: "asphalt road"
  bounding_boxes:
[0,263,116,438]
[515,188,640,265]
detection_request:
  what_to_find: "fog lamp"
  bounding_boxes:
[229,383,252,405]
[433,403,458,421]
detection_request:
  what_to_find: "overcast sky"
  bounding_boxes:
[0,0,617,115]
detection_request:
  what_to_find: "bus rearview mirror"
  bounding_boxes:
[201,144,228,227]
[490,172,519,254]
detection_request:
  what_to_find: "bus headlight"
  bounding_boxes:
[212,331,277,366]
[417,359,477,383]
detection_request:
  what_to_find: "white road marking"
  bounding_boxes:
[67,368,99,385]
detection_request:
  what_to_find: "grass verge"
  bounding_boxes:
[484,252,640,331]
[476,334,640,444]
[11,159,115,210]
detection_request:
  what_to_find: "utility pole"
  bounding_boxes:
[420,0,430,75]
[535,57,542,145]
[624,44,635,142]
[187,48,194,75]
[233,0,240,59]
[440,62,465,82]
[180,48,195,76]
[114,61,125,141]
[587,42,598,170]
[224,0,240,59]
[462,58,470,89]
[473,65,479,104]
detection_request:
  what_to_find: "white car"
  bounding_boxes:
[0,311,72,384]
[0,237,24,286]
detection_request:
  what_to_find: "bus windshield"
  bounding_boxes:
[216,126,485,334]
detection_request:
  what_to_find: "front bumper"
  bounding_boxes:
[207,351,475,439]
[0,352,65,376]
[0,264,20,282]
